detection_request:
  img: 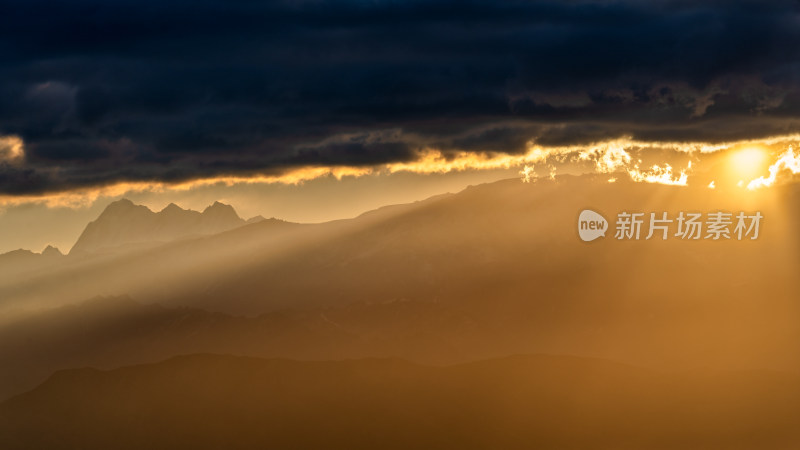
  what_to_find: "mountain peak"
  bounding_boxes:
[202,201,239,218]
[2,248,35,258]
[41,245,64,257]
[199,202,243,232]
[204,201,232,212]
[108,198,136,208]
[98,198,151,219]
[160,203,185,214]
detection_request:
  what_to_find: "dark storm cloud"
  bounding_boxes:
[2,0,800,194]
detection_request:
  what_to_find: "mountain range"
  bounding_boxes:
[0,175,798,395]
[1,175,799,448]
[69,199,251,255]
[0,199,268,285]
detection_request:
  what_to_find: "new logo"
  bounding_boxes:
[578,209,608,242]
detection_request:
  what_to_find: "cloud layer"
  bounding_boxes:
[2,0,800,195]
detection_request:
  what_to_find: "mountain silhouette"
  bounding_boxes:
[0,295,505,399]
[0,245,65,283]
[69,199,246,255]
[40,245,63,258]
[246,215,267,224]
[1,175,800,400]
[2,175,800,449]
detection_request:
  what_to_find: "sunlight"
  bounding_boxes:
[730,147,768,180]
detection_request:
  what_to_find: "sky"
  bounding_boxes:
[3,0,800,253]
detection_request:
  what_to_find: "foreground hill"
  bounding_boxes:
[0,296,514,400]
[1,353,798,450]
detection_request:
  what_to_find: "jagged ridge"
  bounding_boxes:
[69,199,246,254]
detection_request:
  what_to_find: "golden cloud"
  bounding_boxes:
[747,146,800,190]
[0,135,25,163]
[4,133,800,209]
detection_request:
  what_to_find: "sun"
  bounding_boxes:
[730,147,768,180]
